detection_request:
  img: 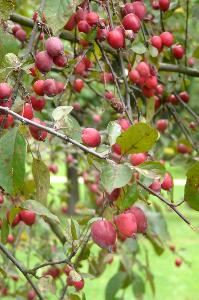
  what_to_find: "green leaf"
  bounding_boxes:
[1,219,9,244]
[8,207,21,225]
[105,272,127,300]
[69,294,81,300]
[64,115,81,142]
[184,162,199,211]
[147,211,170,241]
[107,121,121,146]
[4,53,20,68]
[132,274,145,299]
[32,158,50,204]
[136,161,166,180]
[38,276,55,293]
[149,45,159,58]
[86,27,97,42]
[146,97,155,123]
[44,0,79,34]
[192,46,199,59]
[52,106,73,122]
[132,42,147,54]
[0,28,18,67]
[0,267,7,278]
[0,127,26,195]
[116,183,138,211]
[0,0,15,21]
[101,163,133,194]
[146,233,164,255]
[145,210,169,255]
[70,219,80,240]
[116,123,159,155]
[21,200,60,223]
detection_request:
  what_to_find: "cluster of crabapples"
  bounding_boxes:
[91,206,147,250]
[0,194,36,244]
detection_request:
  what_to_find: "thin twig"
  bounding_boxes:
[166,103,198,153]
[184,0,189,67]
[118,50,133,122]
[173,92,199,124]
[0,243,44,300]
[137,181,191,226]
[96,41,133,123]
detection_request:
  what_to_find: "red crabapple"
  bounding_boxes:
[0,83,12,100]
[67,271,84,291]
[82,128,101,147]
[129,69,140,84]
[86,12,99,26]
[78,20,91,33]
[136,62,150,77]
[160,31,174,47]
[172,44,184,59]
[15,29,27,42]
[107,188,121,202]
[91,219,117,249]
[20,210,36,226]
[35,51,53,73]
[130,153,147,166]
[177,143,190,154]
[30,96,45,111]
[159,0,170,11]
[53,54,67,67]
[156,119,168,133]
[22,103,33,119]
[122,3,135,16]
[150,35,162,50]
[132,1,147,20]
[122,13,141,32]
[114,212,137,237]
[12,24,22,35]
[73,79,84,92]
[32,80,45,96]
[45,37,64,57]
[7,234,14,244]
[179,91,189,103]
[43,79,57,96]
[118,118,130,131]
[149,180,161,192]
[129,206,148,233]
[29,118,47,141]
[48,164,58,174]
[175,258,182,267]
[112,143,121,155]
[161,172,173,190]
[107,29,125,49]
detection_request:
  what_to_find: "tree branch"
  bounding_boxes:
[0,106,105,160]
[159,63,199,77]
[0,242,44,300]
[137,181,191,226]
